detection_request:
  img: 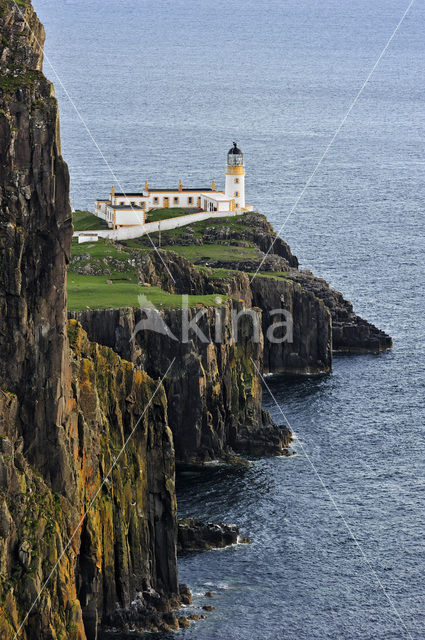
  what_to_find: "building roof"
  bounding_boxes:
[108,204,145,210]
[149,188,213,193]
[111,188,214,195]
[201,192,231,201]
[113,192,145,197]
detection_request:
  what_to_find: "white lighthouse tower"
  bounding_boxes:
[225,142,245,210]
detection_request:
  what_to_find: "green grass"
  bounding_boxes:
[73,210,108,231]
[71,237,131,260]
[67,272,226,311]
[250,271,290,280]
[160,243,260,263]
[70,238,139,277]
[120,212,256,249]
[147,207,199,223]
[196,267,290,281]
[68,273,140,311]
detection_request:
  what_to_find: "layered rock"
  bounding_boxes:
[70,302,293,462]
[286,270,392,352]
[134,213,391,355]
[140,250,333,375]
[177,518,248,552]
[0,322,180,639]
[0,0,73,488]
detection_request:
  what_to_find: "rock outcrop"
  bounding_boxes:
[69,322,180,637]
[286,270,392,352]
[70,302,293,462]
[139,250,333,375]
[134,214,392,355]
[177,518,248,551]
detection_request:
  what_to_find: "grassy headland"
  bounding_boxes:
[73,210,108,231]
[68,211,284,310]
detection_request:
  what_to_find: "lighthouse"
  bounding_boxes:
[225,142,245,210]
[94,142,253,229]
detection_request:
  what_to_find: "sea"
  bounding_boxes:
[34,1,425,638]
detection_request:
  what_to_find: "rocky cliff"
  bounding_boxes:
[71,229,392,461]
[0,0,72,489]
[137,251,332,375]
[129,214,392,355]
[1,322,180,638]
[70,302,292,462]
[70,248,332,460]
[0,3,181,637]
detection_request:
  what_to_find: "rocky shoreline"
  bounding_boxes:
[0,2,392,638]
[177,517,250,552]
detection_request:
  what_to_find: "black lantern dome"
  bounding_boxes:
[227,141,243,166]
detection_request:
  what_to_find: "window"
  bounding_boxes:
[140,202,145,209]
[188,197,193,204]
[235,191,239,197]
[154,197,159,204]
[131,201,136,206]
[234,178,239,184]
[174,197,179,205]
[120,201,124,205]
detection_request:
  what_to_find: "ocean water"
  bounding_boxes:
[34,0,425,638]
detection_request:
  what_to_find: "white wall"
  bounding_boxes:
[148,192,201,209]
[225,172,245,209]
[78,233,99,244]
[73,210,244,242]
[115,210,145,226]
[110,192,204,210]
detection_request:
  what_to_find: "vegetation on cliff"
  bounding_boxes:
[70,209,391,353]
[0,321,181,638]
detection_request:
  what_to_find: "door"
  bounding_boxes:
[163,197,169,208]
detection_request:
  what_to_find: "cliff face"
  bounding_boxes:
[0,3,180,637]
[286,271,392,352]
[140,250,333,375]
[249,277,331,374]
[68,322,179,637]
[0,322,179,639]
[70,250,332,461]
[131,215,392,355]
[0,0,73,488]
[70,303,292,462]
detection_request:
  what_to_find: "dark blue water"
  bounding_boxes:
[35,1,425,637]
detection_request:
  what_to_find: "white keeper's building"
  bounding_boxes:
[94,143,253,229]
